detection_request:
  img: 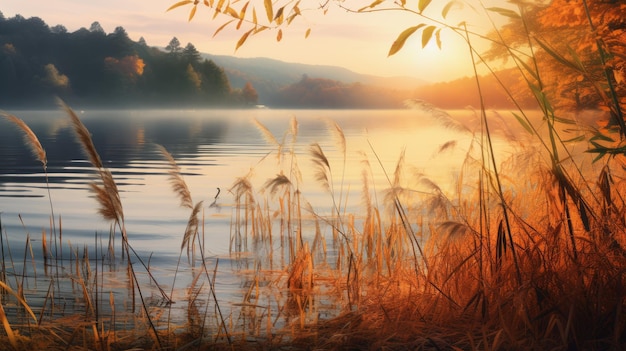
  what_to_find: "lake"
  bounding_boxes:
[0,107,514,337]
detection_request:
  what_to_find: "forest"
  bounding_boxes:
[0,13,256,108]
[0,11,554,110]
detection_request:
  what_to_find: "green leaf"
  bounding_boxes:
[388,25,424,56]
[590,133,615,143]
[167,0,192,11]
[516,55,539,82]
[422,26,436,48]
[591,152,606,163]
[534,37,583,73]
[512,112,534,135]
[418,0,432,13]
[563,135,586,143]
[486,7,520,18]
[264,0,273,22]
[553,116,576,124]
[589,140,605,150]
[566,45,586,71]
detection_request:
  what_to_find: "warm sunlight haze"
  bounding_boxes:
[2,0,484,82]
[2,0,626,349]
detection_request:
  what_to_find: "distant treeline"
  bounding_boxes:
[0,12,540,110]
[266,75,408,109]
[0,13,257,108]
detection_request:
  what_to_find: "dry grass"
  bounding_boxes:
[2,104,626,351]
[1,113,47,169]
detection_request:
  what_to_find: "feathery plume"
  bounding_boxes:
[310,143,331,191]
[2,113,47,169]
[289,116,299,144]
[89,183,119,222]
[264,173,292,196]
[155,144,193,209]
[182,201,203,251]
[60,99,124,223]
[405,99,470,133]
[326,119,346,156]
[437,140,457,154]
[253,118,279,146]
[60,99,103,169]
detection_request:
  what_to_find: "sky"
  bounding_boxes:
[2,0,502,82]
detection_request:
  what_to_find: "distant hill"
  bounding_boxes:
[410,69,537,109]
[202,54,427,89]
[4,11,422,109]
[202,54,427,104]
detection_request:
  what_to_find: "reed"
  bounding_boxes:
[3,22,626,346]
[58,99,167,348]
[1,111,60,279]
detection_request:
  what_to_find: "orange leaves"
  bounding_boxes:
[263,0,273,22]
[189,4,198,21]
[236,29,254,51]
[167,0,193,12]
[418,0,432,13]
[104,55,145,78]
[168,0,306,51]
[388,23,443,56]
[389,25,423,56]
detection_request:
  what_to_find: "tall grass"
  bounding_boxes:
[1,104,625,349]
[1,4,625,345]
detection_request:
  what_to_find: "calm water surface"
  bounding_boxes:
[0,108,494,329]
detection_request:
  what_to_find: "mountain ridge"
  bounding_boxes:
[202,53,428,91]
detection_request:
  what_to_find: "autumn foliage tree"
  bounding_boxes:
[0,14,236,107]
[104,55,146,79]
[240,81,259,105]
[484,0,626,112]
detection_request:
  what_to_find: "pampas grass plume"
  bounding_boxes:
[156,144,193,209]
[59,99,103,169]
[2,113,47,169]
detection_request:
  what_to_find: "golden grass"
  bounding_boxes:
[60,99,104,170]
[156,144,193,210]
[3,104,626,350]
[1,113,47,169]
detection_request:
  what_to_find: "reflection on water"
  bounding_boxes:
[0,107,495,335]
